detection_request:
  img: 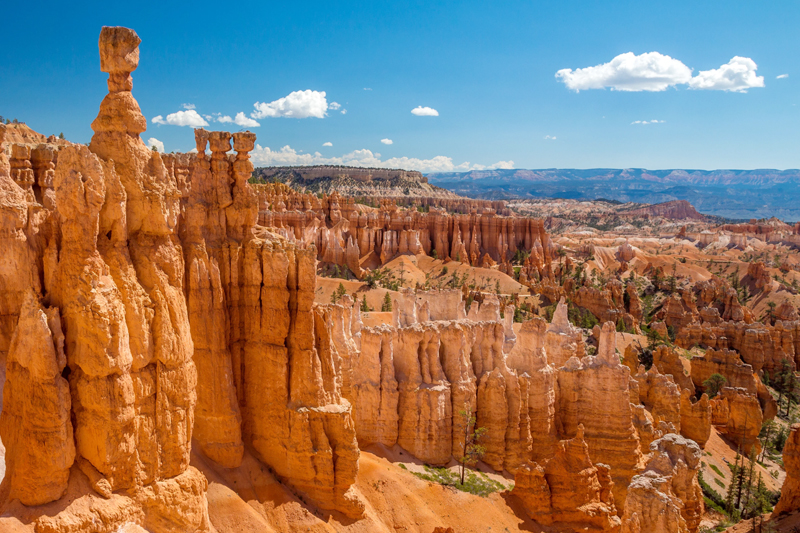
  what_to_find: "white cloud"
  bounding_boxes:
[363,87,372,91]
[151,109,209,127]
[556,52,693,92]
[411,106,439,116]
[323,142,333,147]
[329,101,341,110]
[381,138,393,145]
[688,57,764,92]
[341,109,347,114]
[557,52,765,94]
[182,103,196,110]
[147,138,164,152]
[251,90,329,119]
[544,135,557,140]
[233,112,260,128]
[631,119,665,125]
[250,144,510,172]
[777,74,789,79]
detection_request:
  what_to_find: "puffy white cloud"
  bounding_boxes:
[341,109,347,115]
[556,52,693,92]
[631,119,665,125]
[251,90,329,119]
[182,103,196,110]
[323,142,333,147]
[544,135,557,140]
[215,112,260,127]
[329,101,341,110]
[688,57,764,92]
[250,144,511,173]
[147,138,164,152]
[151,110,209,127]
[777,74,789,79]
[557,52,765,94]
[411,106,439,116]
[381,138,393,145]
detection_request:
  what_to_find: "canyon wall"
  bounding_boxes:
[255,183,555,275]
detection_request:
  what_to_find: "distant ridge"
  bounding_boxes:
[427,168,800,220]
[252,165,459,199]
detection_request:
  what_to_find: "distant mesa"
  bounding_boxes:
[252,164,460,199]
[622,200,706,221]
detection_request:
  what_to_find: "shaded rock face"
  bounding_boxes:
[679,390,711,448]
[633,365,681,433]
[572,279,638,329]
[0,291,73,505]
[622,434,704,533]
[774,423,800,515]
[652,345,694,395]
[512,426,621,531]
[710,387,763,454]
[690,348,758,396]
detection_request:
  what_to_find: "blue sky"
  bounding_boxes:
[1,0,798,171]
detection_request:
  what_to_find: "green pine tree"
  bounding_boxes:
[381,292,393,312]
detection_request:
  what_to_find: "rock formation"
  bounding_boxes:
[677,320,799,374]
[0,26,211,533]
[0,25,363,530]
[774,423,800,515]
[0,291,73,505]
[622,434,704,533]
[710,387,762,454]
[652,345,694,395]
[679,390,711,448]
[690,348,758,396]
[555,322,645,510]
[632,365,681,432]
[257,184,555,275]
[512,425,621,530]
[544,297,586,367]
